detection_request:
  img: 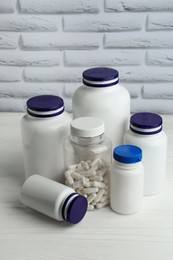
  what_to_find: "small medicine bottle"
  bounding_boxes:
[72,67,130,148]
[64,117,112,172]
[21,95,71,183]
[110,145,144,214]
[21,175,88,224]
[124,112,167,195]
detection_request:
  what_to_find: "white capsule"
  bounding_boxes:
[71,172,83,180]
[83,187,99,194]
[83,165,90,171]
[87,193,97,204]
[88,204,94,211]
[90,158,102,171]
[100,195,109,203]
[91,181,105,189]
[94,189,105,203]
[73,180,83,190]
[75,164,84,173]
[65,170,74,185]
[80,169,96,177]
[96,199,109,209]
[89,176,104,182]
[82,177,91,188]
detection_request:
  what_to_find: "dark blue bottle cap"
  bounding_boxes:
[113,145,142,164]
[26,95,64,118]
[130,112,162,135]
[62,193,88,224]
[83,67,119,87]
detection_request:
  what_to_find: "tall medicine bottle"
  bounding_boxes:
[72,67,130,148]
[124,112,167,195]
[21,95,71,182]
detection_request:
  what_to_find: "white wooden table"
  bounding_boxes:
[0,113,173,260]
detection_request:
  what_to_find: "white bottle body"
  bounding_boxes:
[21,175,75,221]
[21,112,71,182]
[72,84,130,148]
[124,130,167,195]
[110,161,144,214]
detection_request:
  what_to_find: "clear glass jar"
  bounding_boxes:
[64,117,112,169]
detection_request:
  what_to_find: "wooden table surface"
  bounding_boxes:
[0,113,173,260]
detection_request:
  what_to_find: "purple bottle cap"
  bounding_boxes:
[83,67,119,87]
[27,95,64,118]
[62,193,88,224]
[130,112,163,135]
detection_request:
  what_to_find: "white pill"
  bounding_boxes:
[71,172,82,180]
[82,177,91,188]
[89,176,103,182]
[80,169,96,177]
[100,195,109,203]
[96,199,109,209]
[83,187,99,194]
[65,170,74,185]
[88,205,94,211]
[94,189,105,203]
[87,193,97,204]
[73,180,83,190]
[83,165,90,171]
[75,164,84,173]
[91,181,105,189]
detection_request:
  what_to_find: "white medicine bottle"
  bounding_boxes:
[21,95,71,182]
[124,112,167,195]
[110,145,144,214]
[21,175,88,224]
[72,67,130,148]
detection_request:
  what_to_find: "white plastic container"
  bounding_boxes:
[72,67,130,148]
[21,175,88,224]
[110,145,144,214]
[124,112,167,195]
[21,95,71,182]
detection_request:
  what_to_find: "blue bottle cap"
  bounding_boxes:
[113,145,142,164]
[130,112,162,135]
[62,193,88,224]
[82,67,119,87]
[27,95,64,118]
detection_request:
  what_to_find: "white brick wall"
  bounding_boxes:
[0,0,173,114]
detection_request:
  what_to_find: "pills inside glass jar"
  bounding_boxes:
[65,158,110,210]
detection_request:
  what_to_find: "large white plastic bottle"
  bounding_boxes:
[72,67,130,148]
[21,95,71,182]
[124,112,167,195]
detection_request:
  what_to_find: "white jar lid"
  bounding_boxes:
[70,117,104,138]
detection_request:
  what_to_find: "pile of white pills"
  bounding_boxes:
[65,158,110,211]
